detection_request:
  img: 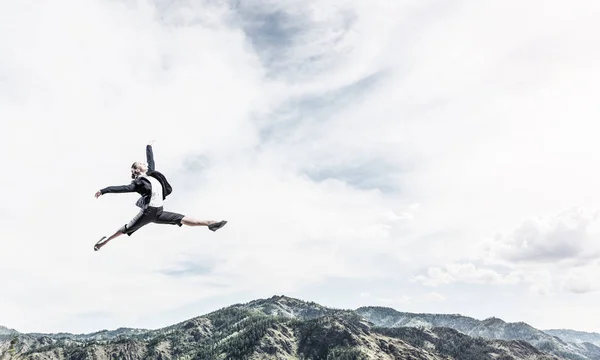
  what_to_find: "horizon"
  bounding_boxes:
[2,294,597,335]
[2,0,600,335]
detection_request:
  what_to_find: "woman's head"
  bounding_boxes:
[131,161,148,179]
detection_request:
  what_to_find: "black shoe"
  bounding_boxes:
[94,236,107,251]
[209,220,227,232]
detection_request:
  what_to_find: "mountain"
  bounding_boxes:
[243,295,341,319]
[0,299,446,360]
[354,307,481,333]
[25,327,150,341]
[0,295,593,360]
[0,327,18,336]
[376,326,558,360]
[356,306,600,360]
[544,330,600,347]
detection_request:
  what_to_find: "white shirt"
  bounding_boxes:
[139,174,164,207]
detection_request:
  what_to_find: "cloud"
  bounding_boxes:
[3,0,600,334]
[158,260,214,277]
[482,207,600,264]
[425,292,445,302]
[412,208,600,297]
[559,262,600,294]
[480,208,600,295]
[0,0,415,333]
[518,270,555,296]
[411,263,520,287]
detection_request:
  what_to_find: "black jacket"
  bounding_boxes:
[100,145,159,207]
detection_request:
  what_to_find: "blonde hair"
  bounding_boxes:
[131,161,148,178]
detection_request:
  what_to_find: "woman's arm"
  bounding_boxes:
[146,140,156,171]
[95,182,137,198]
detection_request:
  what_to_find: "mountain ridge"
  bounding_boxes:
[355,304,600,360]
[0,295,597,359]
[0,326,18,336]
[543,329,600,347]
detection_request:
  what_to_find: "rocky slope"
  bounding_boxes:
[356,306,600,360]
[0,327,18,336]
[0,295,593,360]
[0,305,445,360]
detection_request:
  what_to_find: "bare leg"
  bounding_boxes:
[95,229,125,251]
[181,217,217,227]
[181,216,227,231]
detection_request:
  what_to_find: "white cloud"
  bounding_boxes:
[0,0,411,333]
[411,207,600,302]
[425,292,445,302]
[3,0,600,334]
[411,263,520,287]
[481,208,600,295]
[559,262,600,294]
[518,269,555,296]
[482,207,600,264]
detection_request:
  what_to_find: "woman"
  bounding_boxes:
[93,140,227,251]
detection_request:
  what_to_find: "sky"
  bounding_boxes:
[1,0,600,334]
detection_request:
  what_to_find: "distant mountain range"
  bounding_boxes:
[543,329,600,348]
[356,306,600,360]
[1,295,598,359]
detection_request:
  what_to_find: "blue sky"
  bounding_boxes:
[2,0,600,334]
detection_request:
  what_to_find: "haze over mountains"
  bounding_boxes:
[543,330,600,348]
[1,295,600,359]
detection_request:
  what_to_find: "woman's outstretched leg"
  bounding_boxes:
[94,209,153,251]
[181,216,227,231]
[94,228,125,251]
[180,217,213,226]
